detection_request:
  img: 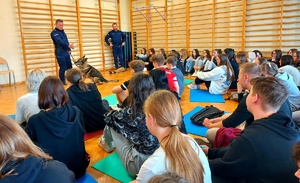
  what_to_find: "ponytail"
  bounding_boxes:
[78,79,90,92]
[226,60,235,82]
[65,68,90,91]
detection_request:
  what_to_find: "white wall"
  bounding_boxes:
[120,0,130,32]
[0,0,25,83]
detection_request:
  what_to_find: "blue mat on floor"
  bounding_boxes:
[76,173,97,183]
[103,94,118,106]
[190,89,225,103]
[8,114,15,120]
[184,106,208,136]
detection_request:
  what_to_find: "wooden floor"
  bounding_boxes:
[0,69,237,183]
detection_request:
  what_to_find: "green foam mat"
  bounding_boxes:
[92,152,135,183]
[184,79,194,85]
[103,94,118,106]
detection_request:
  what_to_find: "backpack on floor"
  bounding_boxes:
[190,105,224,126]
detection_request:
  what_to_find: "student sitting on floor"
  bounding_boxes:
[192,49,215,76]
[187,54,235,94]
[202,76,299,183]
[279,55,300,87]
[15,69,47,126]
[136,48,147,61]
[112,60,145,108]
[224,48,239,89]
[151,54,180,95]
[165,56,184,98]
[236,51,248,65]
[99,73,159,177]
[202,63,291,145]
[145,48,155,71]
[185,49,201,75]
[65,68,109,132]
[261,62,300,112]
[133,90,211,183]
[268,49,282,67]
[0,115,76,183]
[26,76,89,178]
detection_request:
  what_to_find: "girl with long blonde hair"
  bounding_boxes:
[135,90,211,183]
[0,115,75,182]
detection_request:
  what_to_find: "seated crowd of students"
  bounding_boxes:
[1,47,300,183]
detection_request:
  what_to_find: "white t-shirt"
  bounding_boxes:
[136,135,212,183]
[15,92,40,124]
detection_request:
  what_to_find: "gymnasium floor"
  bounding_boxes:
[0,69,237,183]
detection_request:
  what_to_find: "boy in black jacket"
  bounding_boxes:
[202,77,299,183]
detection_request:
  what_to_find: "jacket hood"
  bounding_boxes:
[276,71,293,82]
[68,84,100,102]
[38,104,79,138]
[253,111,299,141]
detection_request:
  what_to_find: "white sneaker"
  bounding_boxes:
[187,84,197,90]
[98,135,115,153]
[192,71,198,77]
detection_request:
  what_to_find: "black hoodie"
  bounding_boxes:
[26,104,88,178]
[0,156,75,183]
[208,111,299,183]
[67,83,106,132]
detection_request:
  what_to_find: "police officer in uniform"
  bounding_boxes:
[105,23,126,69]
[50,19,74,84]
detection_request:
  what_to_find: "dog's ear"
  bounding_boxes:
[83,55,85,58]
[84,58,88,62]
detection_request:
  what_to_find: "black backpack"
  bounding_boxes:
[190,105,224,126]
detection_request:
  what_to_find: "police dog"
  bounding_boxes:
[73,55,118,84]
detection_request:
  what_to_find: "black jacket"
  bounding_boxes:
[0,155,75,183]
[209,111,299,183]
[67,83,107,132]
[26,104,88,178]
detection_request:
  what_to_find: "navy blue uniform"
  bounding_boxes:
[105,30,126,68]
[50,28,72,83]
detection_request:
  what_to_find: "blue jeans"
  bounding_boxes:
[113,45,124,68]
[186,60,195,72]
[56,52,72,83]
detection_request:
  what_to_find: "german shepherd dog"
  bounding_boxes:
[73,55,118,84]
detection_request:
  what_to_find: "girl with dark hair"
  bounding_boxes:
[99,73,159,177]
[135,90,211,183]
[185,49,200,75]
[224,48,239,89]
[187,54,235,94]
[65,68,109,132]
[253,50,263,58]
[268,49,282,67]
[159,48,167,59]
[136,48,147,61]
[288,48,298,56]
[145,48,155,71]
[279,55,300,86]
[193,49,215,76]
[0,115,76,183]
[26,76,89,178]
[294,51,300,68]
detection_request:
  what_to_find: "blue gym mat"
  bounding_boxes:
[184,106,208,137]
[8,114,15,120]
[76,173,97,183]
[190,89,225,103]
[103,94,118,106]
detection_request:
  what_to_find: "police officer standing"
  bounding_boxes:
[105,23,126,69]
[50,19,74,85]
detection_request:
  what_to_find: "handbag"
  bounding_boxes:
[190,105,224,126]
